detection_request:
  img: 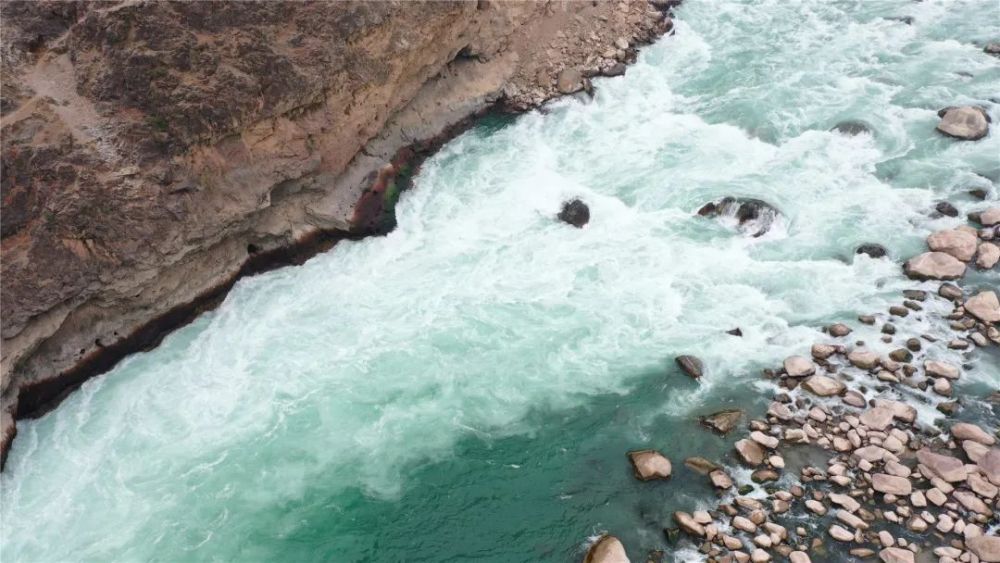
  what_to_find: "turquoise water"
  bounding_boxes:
[3,1,999,561]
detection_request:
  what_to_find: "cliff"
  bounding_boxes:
[0,0,675,465]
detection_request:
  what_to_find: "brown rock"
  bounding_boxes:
[965,290,1000,323]
[936,106,990,140]
[924,360,960,379]
[915,449,968,482]
[904,252,967,280]
[927,228,978,261]
[556,67,584,94]
[966,535,1000,562]
[700,409,743,435]
[628,450,672,481]
[735,439,765,467]
[585,535,630,563]
[977,242,1000,269]
[784,355,815,377]
[801,375,845,397]
[673,512,705,538]
[878,547,914,563]
[675,355,704,379]
[872,473,911,495]
[952,422,996,446]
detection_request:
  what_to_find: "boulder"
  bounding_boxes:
[952,422,996,445]
[927,228,978,261]
[878,547,915,563]
[675,355,704,379]
[802,375,845,397]
[697,197,781,238]
[967,536,1000,563]
[936,106,990,141]
[709,469,734,489]
[558,199,590,227]
[987,42,1000,57]
[977,242,1000,268]
[829,525,854,542]
[872,473,912,495]
[735,438,765,466]
[859,407,894,431]
[673,512,705,537]
[965,290,1000,323]
[556,68,583,94]
[700,409,743,435]
[924,360,960,379]
[584,534,630,563]
[684,457,720,474]
[856,243,888,259]
[784,355,816,377]
[628,449,672,481]
[903,252,966,280]
[981,207,1000,226]
[915,449,968,482]
[848,350,880,370]
[979,448,1000,485]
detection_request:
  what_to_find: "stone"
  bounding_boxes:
[977,242,1000,269]
[802,375,845,397]
[556,67,583,94]
[856,244,888,259]
[939,283,964,301]
[811,344,836,360]
[927,228,979,261]
[954,490,991,515]
[789,552,810,563]
[966,535,1000,562]
[700,409,743,435]
[732,516,757,534]
[872,473,911,495]
[828,525,853,542]
[980,448,1000,485]
[784,355,815,377]
[888,348,911,362]
[628,450,672,480]
[585,535,630,563]
[697,197,782,238]
[981,207,1000,226]
[848,350,879,369]
[673,512,705,538]
[684,457,720,474]
[924,360,960,380]
[558,199,590,227]
[935,201,959,217]
[750,431,779,449]
[805,499,826,515]
[903,252,966,280]
[936,106,990,141]
[965,290,1000,323]
[709,469,733,489]
[751,469,779,483]
[878,547,914,563]
[915,449,967,482]
[952,422,996,445]
[832,121,872,136]
[860,407,894,431]
[828,323,852,337]
[829,493,860,512]
[735,439,765,467]
[836,509,868,531]
[675,355,704,379]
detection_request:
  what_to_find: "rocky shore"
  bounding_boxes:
[585,112,998,563]
[0,0,678,467]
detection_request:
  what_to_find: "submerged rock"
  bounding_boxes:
[558,199,590,228]
[697,197,782,238]
[936,106,990,141]
[856,243,888,259]
[675,355,704,379]
[584,534,630,563]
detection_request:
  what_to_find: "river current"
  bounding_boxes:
[3,1,999,561]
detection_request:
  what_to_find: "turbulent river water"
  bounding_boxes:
[3,1,999,561]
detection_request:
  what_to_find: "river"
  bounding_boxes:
[2,0,998,561]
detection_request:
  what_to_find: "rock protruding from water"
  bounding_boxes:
[584,534,630,563]
[831,120,872,136]
[675,355,704,379]
[856,243,888,259]
[986,42,1000,57]
[627,449,672,481]
[556,68,584,94]
[697,197,781,238]
[936,106,990,141]
[965,290,1000,323]
[701,409,744,435]
[558,199,590,228]
[926,228,978,261]
[903,252,966,280]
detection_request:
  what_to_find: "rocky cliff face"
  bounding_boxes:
[0,0,674,465]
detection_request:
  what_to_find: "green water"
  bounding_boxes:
[3,1,999,561]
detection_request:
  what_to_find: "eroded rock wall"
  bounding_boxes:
[0,0,674,465]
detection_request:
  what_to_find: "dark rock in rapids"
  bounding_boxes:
[557,199,590,228]
[855,243,888,259]
[969,188,989,200]
[935,201,959,217]
[985,42,1000,57]
[697,197,781,238]
[832,120,872,136]
[602,63,626,77]
[726,327,743,337]
[675,355,704,379]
